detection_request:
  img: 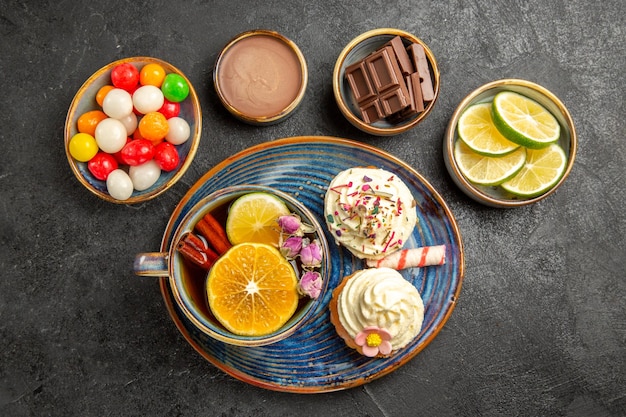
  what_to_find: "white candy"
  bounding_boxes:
[117,112,138,135]
[106,169,134,200]
[95,118,127,153]
[129,159,161,191]
[102,88,133,119]
[165,117,190,145]
[132,85,164,114]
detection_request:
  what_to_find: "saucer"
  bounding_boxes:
[158,136,464,392]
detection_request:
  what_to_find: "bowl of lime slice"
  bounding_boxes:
[443,79,577,208]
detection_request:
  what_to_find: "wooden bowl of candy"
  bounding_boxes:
[64,57,201,204]
[333,28,440,136]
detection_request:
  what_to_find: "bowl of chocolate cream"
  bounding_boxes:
[214,30,308,125]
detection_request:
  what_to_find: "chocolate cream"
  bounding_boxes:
[217,34,303,118]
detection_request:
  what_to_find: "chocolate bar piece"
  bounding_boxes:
[344,61,376,104]
[386,36,414,76]
[407,43,434,101]
[365,46,402,93]
[408,71,425,112]
[380,88,409,116]
[364,46,410,116]
[387,72,425,123]
[344,38,433,124]
[359,99,385,124]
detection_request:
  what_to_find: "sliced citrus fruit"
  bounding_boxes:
[491,91,560,149]
[207,242,299,336]
[454,139,527,186]
[225,192,291,246]
[501,143,567,197]
[457,102,520,156]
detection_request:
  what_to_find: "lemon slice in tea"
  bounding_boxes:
[226,192,291,246]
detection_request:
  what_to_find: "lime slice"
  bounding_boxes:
[454,139,527,186]
[226,192,291,246]
[457,102,520,156]
[501,143,567,197]
[492,91,560,149]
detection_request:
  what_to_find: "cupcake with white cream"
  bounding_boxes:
[324,167,417,260]
[329,267,424,357]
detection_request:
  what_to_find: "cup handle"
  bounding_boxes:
[133,252,169,277]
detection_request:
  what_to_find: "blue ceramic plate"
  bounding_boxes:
[159,136,464,392]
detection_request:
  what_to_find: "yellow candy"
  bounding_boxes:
[69,133,99,162]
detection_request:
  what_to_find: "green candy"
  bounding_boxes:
[161,73,189,102]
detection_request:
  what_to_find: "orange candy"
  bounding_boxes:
[134,124,163,146]
[77,110,108,136]
[140,63,166,87]
[95,85,115,107]
[138,111,169,141]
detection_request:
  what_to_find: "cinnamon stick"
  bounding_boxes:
[194,213,232,255]
[176,232,219,270]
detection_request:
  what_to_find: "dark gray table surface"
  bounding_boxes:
[1,1,624,416]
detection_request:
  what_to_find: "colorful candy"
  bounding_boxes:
[129,160,161,191]
[165,117,190,145]
[102,88,133,119]
[161,73,189,102]
[96,85,115,107]
[70,62,193,200]
[138,111,169,142]
[88,152,118,180]
[120,139,155,166]
[158,99,180,119]
[117,113,138,135]
[154,142,179,171]
[139,63,166,87]
[111,63,140,92]
[95,118,127,153]
[133,85,164,114]
[77,110,107,136]
[106,169,134,200]
[69,133,98,162]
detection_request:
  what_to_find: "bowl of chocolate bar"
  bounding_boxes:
[333,28,440,136]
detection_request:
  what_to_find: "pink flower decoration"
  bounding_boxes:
[278,214,302,235]
[298,271,322,299]
[278,214,315,236]
[299,239,322,269]
[354,326,393,357]
[280,236,303,259]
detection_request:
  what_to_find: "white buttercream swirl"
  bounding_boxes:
[337,267,424,351]
[324,167,417,260]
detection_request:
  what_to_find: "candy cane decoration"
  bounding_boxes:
[366,245,446,270]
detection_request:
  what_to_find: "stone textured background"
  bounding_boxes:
[1,1,624,416]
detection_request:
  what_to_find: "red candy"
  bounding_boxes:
[120,139,155,166]
[112,137,132,164]
[158,99,180,119]
[88,152,119,180]
[154,142,180,171]
[111,63,140,92]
